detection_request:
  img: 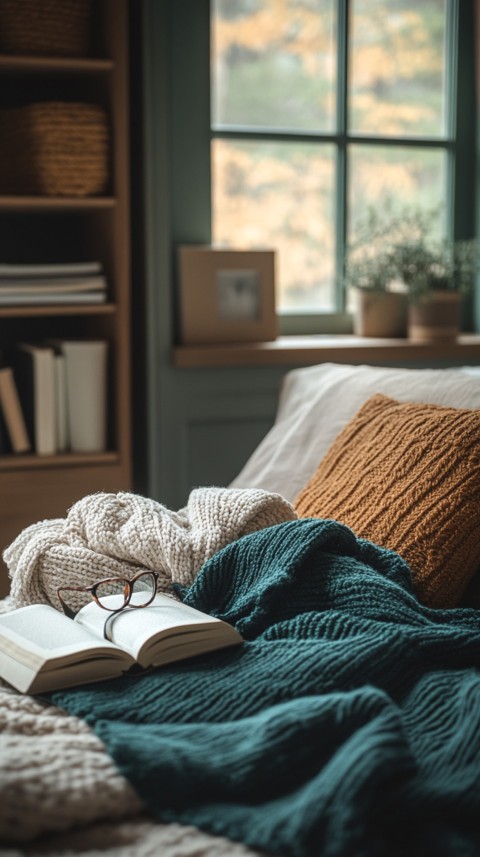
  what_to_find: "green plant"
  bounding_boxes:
[344,205,402,293]
[344,244,400,293]
[345,203,480,300]
[395,235,480,300]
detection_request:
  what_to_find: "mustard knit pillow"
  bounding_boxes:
[294,393,480,609]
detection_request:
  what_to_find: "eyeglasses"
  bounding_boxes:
[57,570,159,620]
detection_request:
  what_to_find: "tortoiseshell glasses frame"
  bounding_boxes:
[57,570,159,620]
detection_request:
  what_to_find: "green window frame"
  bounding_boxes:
[169,0,476,335]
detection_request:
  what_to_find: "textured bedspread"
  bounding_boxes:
[51,519,480,857]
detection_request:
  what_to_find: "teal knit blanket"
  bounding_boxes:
[51,519,480,857]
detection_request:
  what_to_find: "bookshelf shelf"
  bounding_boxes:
[0,0,132,597]
[0,196,116,211]
[0,303,116,319]
[0,56,114,74]
[0,451,120,472]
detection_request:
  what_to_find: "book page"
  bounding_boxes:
[76,593,225,659]
[0,604,122,669]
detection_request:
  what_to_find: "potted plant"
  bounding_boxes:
[345,206,408,338]
[394,233,479,342]
[346,203,479,342]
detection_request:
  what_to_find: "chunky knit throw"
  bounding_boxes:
[0,671,258,856]
[4,488,296,612]
[0,627,259,856]
[51,519,480,857]
[295,393,480,608]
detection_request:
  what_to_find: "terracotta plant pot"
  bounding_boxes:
[354,291,408,338]
[408,291,460,343]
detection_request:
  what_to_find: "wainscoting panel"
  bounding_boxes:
[139,364,288,510]
[185,415,274,492]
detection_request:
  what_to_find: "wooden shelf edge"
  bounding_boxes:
[0,451,121,472]
[172,334,480,368]
[0,303,116,318]
[0,55,114,73]
[0,196,116,210]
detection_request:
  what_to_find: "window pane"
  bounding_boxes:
[349,0,447,137]
[211,0,337,132]
[348,145,446,237]
[212,139,336,310]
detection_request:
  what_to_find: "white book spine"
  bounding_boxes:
[20,344,56,456]
[54,354,69,452]
[0,291,106,306]
[0,261,103,278]
[61,341,108,453]
[0,275,107,292]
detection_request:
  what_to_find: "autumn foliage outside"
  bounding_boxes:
[211,0,447,311]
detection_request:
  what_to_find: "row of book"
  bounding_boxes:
[0,340,108,456]
[0,261,108,306]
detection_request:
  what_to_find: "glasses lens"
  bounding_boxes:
[130,572,157,606]
[95,578,129,611]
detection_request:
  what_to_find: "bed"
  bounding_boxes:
[2,361,480,857]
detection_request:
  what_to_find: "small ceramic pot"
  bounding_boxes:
[354,290,408,338]
[408,291,460,343]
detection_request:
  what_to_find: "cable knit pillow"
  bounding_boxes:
[294,393,480,609]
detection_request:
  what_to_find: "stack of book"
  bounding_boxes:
[0,261,108,306]
[1,340,108,456]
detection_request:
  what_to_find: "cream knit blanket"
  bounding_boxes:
[0,680,260,857]
[1,487,293,852]
[5,487,296,611]
[0,677,258,855]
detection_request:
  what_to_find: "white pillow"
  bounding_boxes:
[230,362,480,503]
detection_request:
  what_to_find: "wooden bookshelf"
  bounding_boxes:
[0,0,131,597]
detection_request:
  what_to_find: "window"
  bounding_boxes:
[170,0,475,332]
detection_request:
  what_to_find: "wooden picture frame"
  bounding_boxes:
[177,246,277,345]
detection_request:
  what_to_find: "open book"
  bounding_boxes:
[0,594,243,694]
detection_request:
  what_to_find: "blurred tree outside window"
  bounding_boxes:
[210,0,471,323]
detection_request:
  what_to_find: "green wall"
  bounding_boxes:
[131,0,480,509]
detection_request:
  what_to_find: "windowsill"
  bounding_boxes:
[172,334,480,368]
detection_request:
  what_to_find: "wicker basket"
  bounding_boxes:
[0,0,91,57]
[0,101,109,197]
